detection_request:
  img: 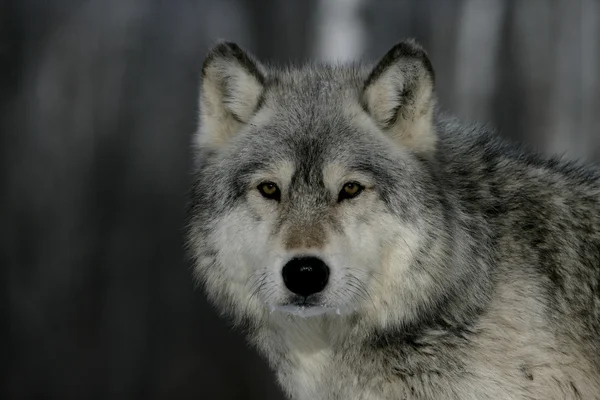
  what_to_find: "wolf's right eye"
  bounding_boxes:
[257,181,281,201]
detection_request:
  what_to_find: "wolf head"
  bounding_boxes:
[188,40,463,329]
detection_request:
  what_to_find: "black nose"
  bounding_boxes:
[282,256,330,297]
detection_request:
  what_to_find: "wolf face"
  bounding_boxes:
[188,41,464,328]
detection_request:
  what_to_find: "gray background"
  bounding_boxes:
[2,0,599,399]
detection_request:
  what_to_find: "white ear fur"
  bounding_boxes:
[197,42,266,150]
[363,39,437,154]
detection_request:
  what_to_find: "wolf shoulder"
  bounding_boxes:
[437,115,600,341]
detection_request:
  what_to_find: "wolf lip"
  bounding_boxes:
[289,300,318,307]
[272,303,333,318]
[286,294,321,307]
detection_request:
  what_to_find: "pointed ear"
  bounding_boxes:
[362,39,437,154]
[197,42,266,150]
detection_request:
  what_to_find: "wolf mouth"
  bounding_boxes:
[289,300,319,307]
[287,296,321,307]
[271,303,335,318]
[270,297,353,318]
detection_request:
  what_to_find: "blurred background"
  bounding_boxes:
[1,0,598,399]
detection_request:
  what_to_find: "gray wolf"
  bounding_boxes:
[187,39,600,399]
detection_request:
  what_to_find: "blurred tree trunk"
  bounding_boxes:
[241,0,314,62]
[582,0,600,162]
[546,0,585,159]
[428,0,461,107]
[313,0,365,61]
[454,0,506,124]
[511,0,554,147]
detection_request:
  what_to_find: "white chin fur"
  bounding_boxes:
[269,304,354,318]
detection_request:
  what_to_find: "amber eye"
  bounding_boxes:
[257,181,281,201]
[338,182,364,202]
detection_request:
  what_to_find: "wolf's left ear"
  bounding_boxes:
[197,42,266,150]
[362,39,436,154]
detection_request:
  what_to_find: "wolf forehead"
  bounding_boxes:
[205,66,398,178]
[262,65,369,111]
[225,66,379,162]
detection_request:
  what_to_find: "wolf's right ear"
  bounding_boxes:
[197,42,266,150]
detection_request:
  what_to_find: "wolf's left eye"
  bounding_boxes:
[338,182,364,202]
[257,181,281,201]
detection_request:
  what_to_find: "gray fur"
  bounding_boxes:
[187,40,600,399]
